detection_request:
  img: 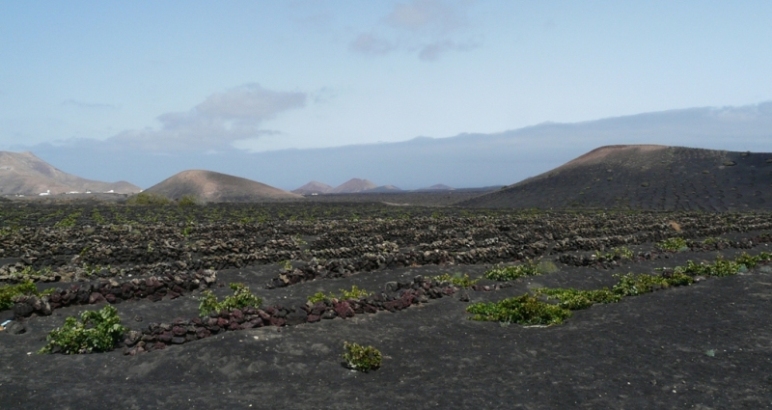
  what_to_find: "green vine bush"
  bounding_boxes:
[342,342,382,372]
[657,237,689,252]
[431,273,479,288]
[126,192,171,206]
[39,305,127,354]
[536,288,622,310]
[484,261,540,281]
[466,294,572,325]
[177,195,198,207]
[474,251,772,325]
[308,285,371,304]
[593,246,634,261]
[199,283,263,316]
[0,280,53,310]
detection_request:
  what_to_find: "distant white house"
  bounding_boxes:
[104,189,114,193]
[39,189,50,196]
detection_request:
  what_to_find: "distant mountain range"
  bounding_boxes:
[0,151,139,196]
[292,179,455,195]
[461,145,772,211]
[28,102,772,190]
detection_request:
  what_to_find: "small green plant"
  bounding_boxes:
[91,209,107,225]
[0,280,53,310]
[674,256,744,277]
[307,285,371,304]
[39,305,127,354]
[4,266,54,282]
[536,287,621,310]
[611,272,693,296]
[198,283,263,316]
[431,273,479,288]
[701,237,720,245]
[54,211,81,229]
[281,260,293,272]
[342,341,382,372]
[483,261,541,281]
[126,192,171,206]
[466,294,571,325]
[178,195,198,207]
[657,237,689,252]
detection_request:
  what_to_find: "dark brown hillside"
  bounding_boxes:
[461,145,772,211]
[144,170,302,202]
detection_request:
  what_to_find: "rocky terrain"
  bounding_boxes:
[463,145,772,211]
[1,202,771,408]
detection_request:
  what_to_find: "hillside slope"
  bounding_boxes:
[0,151,140,195]
[144,170,302,202]
[330,178,377,193]
[460,145,772,211]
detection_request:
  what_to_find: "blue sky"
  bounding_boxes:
[1,1,771,187]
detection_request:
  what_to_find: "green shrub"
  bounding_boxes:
[483,261,541,281]
[39,305,127,354]
[675,257,743,277]
[198,283,263,316]
[178,195,198,207]
[0,280,52,310]
[342,342,382,372]
[536,287,621,310]
[611,272,693,296]
[657,237,688,252]
[54,212,81,229]
[466,294,571,325]
[126,192,171,206]
[536,260,560,274]
[307,285,371,304]
[431,273,479,288]
[307,291,332,304]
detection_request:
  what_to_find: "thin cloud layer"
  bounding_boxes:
[349,33,397,55]
[61,99,118,110]
[108,84,306,153]
[349,0,476,61]
[385,0,466,33]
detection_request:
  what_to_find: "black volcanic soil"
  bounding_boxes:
[1,204,772,409]
[301,189,496,207]
[463,145,772,211]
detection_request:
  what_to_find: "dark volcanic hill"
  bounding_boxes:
[417,184,455,191]
[365,185,402,193]
[330,178,377,193]
[461,145,772,211]
[0,151,140,195]
[292,181,333,195]
[144,170,302,202]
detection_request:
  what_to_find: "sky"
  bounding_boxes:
[1,1,772,188]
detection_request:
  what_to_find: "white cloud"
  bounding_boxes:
[107,84,306,153]
[349,0,477,61]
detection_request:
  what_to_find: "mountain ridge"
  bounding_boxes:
[0,151,140,196]
[460,144,772,211]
